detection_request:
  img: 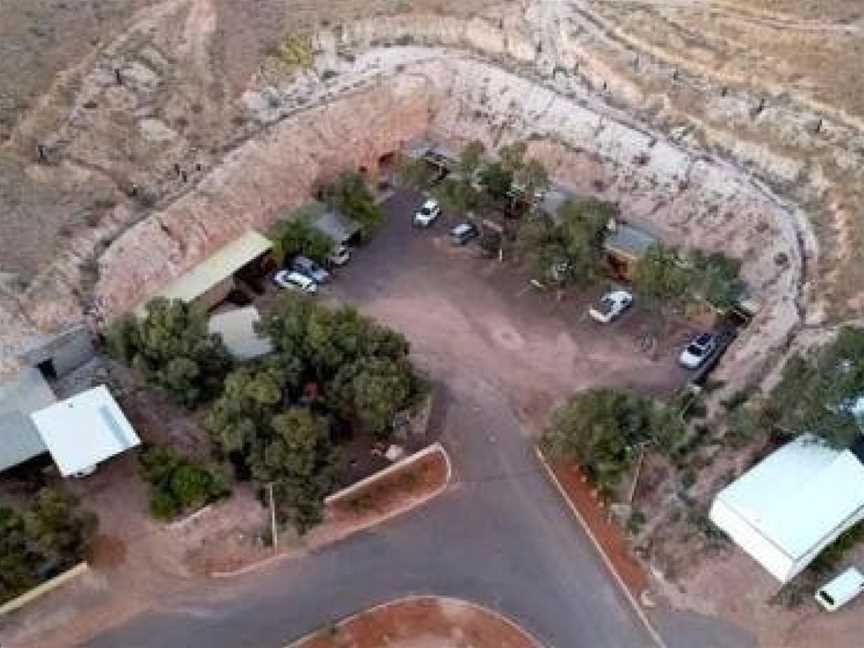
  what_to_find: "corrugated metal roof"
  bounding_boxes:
[604,222,658,260]
[136,230,272,316]
[0,368,56,472]
[310,209,360,244]
[208,306,273,361]
[30,385,140,477]
[711,434,864,582]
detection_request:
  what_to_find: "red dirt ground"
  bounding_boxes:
[547,459,648,595]
[295,596,538,648]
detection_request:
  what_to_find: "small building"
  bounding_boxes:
[404,138,459,171]
[709,434,864,583]
[20,326,95,381]
[30,385,141,478]
[0,368,57,473]
[208,306,273,362]
[310,208,362,247]
[603,220,658,280]
[135,230,273,316]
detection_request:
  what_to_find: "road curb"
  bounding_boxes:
[211,444,452,579]
[286,594,544,647]
[535,447,668,648]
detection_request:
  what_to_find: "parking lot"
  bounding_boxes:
[320,188,694,430]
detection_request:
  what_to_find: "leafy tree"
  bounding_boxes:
[322,173,382,238]
[542,388,683,495]
[515,199,611,285]
[0,489,97,603]
[139,446,230,520]
[766,326,864,448]
[269,218,334,266]
[690,250,745,310]
[479,162,514,204]
[514,158,550,202]
[632,244,691,303]
[397,158,437,190]
[106,298,232,407]
[458,140,486,179]
[328,357,414,436]
[432,176,481,214]
[255,408,341,532]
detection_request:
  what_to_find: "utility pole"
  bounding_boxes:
[267,482,278,554]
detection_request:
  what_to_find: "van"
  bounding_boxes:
[815,567,864,611]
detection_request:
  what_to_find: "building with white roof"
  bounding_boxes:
[30,385,141,477]
[710,434,864,583]
[208,306,273,361]
[0,368,57,472]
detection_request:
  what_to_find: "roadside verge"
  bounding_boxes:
[535,447,668,648]
[211,442,451,578]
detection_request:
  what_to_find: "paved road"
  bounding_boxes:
[90,191,753,648]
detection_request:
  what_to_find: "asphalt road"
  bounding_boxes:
[90,190,753,648]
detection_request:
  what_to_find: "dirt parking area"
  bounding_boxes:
[295,596,538,648]
[323,189,694,431]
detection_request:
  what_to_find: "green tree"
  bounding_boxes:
[0,488,97,603]
[328,357,414,436]
[632,244,691,303]
[458,140,486,179]
[690,250,745,310]
[542,388,683,495]
[767,327,864,448]
[514,158,550,202]
[322,173,382,238]
[139,445,230,520]
[254,408,341,531]
[269,218,334,266]
[479,162,514,204]
[106,298,232,407]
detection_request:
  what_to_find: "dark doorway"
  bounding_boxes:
[37,359,57,381]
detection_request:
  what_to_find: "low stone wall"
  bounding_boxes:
[0,562,89,617]
[324,442,448,507]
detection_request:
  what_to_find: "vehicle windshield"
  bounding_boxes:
[686,343,705,356]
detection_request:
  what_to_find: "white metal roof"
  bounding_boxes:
[0,368,56,472]
[30,385,141,477]
[135,230,272,316]
[208,306,273,361]
[710,434,864,582]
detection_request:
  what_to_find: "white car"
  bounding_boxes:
[588,290,633,323]
[413,199,441,227]
[273,270,317,294]
[678,333,718,369]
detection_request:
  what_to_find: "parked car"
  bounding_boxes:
[413,199,441,227]
[273,270,318,294]
[450,223,479,245]
[816,567,864,611]
[291,255,330,283]
[589,290,633,324]
[678,332,718,369]
[328,244,351,267]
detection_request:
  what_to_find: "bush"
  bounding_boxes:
[106,298,232,408]
[0,489,97,604]
[269,214,334,266]
[139,446,230,521]
[542,388,684,495]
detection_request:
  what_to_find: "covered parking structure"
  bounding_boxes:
[135,230,273,316]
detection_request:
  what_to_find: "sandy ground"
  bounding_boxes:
[295,596,539,648]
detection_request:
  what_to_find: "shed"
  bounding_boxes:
[208,306,273,361]
[30,385,141,477]
[21,326,94,380]
[709,434,864,583]
[311,209,362,246]
[136,230,272,316]
[603,221,659,279]
[0,368,56,472]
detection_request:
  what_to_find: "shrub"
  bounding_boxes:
[139,446,230,521]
